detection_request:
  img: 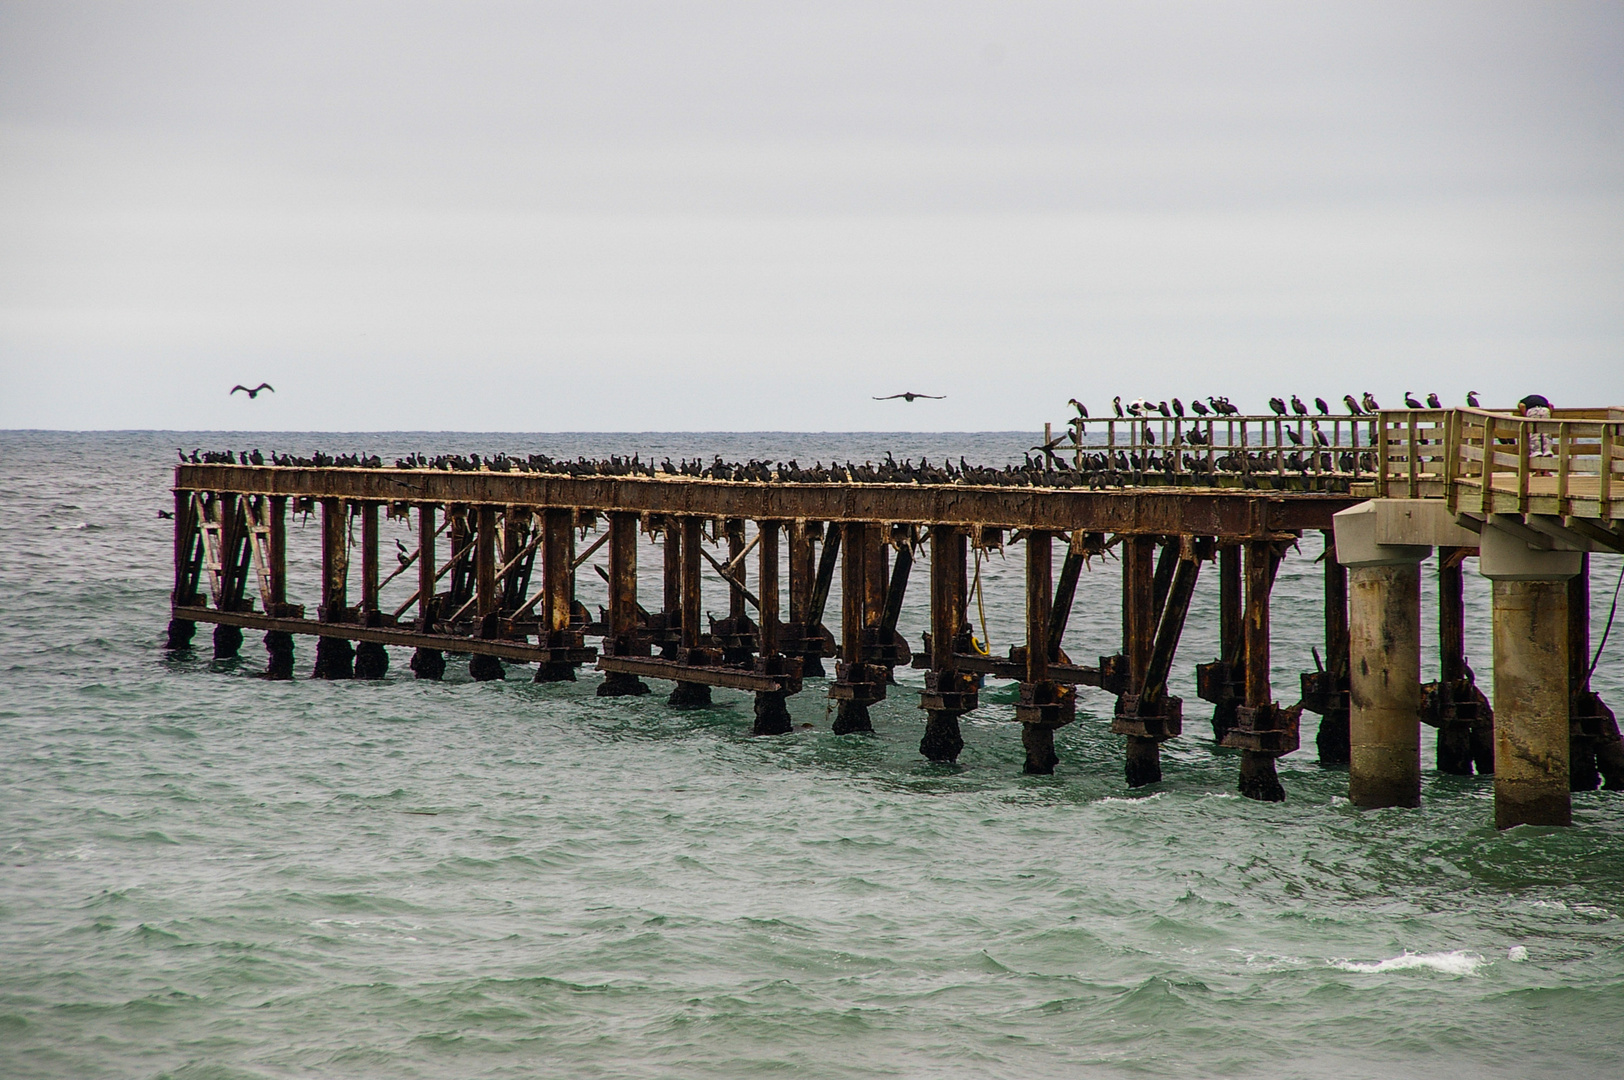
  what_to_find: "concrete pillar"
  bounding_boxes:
[1347,563,1424,808]
[1480,520,1582,828]
[1333,502,1430,809]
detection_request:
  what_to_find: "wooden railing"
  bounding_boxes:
[1373,408,1624,520]
[1051,413,1381,486]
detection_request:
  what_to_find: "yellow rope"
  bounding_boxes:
[972,546,990,654]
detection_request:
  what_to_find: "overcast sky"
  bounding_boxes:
[2,1,1621,431]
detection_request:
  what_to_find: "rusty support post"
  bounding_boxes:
[804,523,841,676]
[502,506,528,610]
[921,524,975,762]
[165,489,201,649]
[1432,548,1480,774]
[660,514,683,659]
[1314,529,1352,765]
[535,507,579,683]
[262,495,294,677]
[1214,542,1243,742]
[788,520,825,676]
[467,504,504,680]
[599,510,650,697]
[268,496,288,613]
[833,521,881,733]
[211,492,246,658]
[313,497,353,679]
[1018,529,1072,774]
[1237,540,1286,800]
[669,515,712,707]
[753,520,794,734]
[354,501,390,679]
[1122,535,1160,786]
[410,503,445,679]
[719,518,755,664]
[1569,554,1624,789]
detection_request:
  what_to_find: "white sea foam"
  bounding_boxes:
[1328,950,1485,976]
[1507,946,1529,962]
[1096,791,1166,806]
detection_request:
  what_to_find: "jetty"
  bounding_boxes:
[164,407,1623,827]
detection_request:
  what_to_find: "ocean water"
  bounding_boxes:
[2,429,1622,1080]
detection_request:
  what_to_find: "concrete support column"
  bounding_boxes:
[1333,502,1430,809]
[1480,520,1582,828]
[1347,562,1424,808]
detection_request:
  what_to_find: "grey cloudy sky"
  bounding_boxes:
[2,1,1621,431]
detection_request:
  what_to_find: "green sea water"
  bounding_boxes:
[2,430,1621,1080]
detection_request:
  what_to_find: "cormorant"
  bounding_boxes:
[1268,397,1288,416]
[230,383,274,399]
[1344,394,1364,415]
[1290,394,1308,416]
[1404,391,1423,409]
[873,392,945,402]
[1068,398,1088,418]
[1466,390,1481,407]
[1190,399,1210,416]
[1171,397,1184,417]
[1425,392,1441,409]
[1314,396,1330,415]
[1362,391,1380,412]
[1112,396,1124,418]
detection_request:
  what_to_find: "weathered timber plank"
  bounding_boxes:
[171,605,595,664]
[596,655,779,692]
[175,465,1355,535]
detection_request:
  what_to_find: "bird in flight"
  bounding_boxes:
[873,392,944,402]
[231,383,275,399]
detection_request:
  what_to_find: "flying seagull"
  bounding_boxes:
[873,392,945,402]
[231,383,275,399]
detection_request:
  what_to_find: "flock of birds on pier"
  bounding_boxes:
[1082,389,1480,420]
[177,446,1367,489]
[181,389,1487,488]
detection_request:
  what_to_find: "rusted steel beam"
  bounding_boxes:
[416,504,438,629]
[598,511,650,697]
[1142,552,1200,712]
[789,521,815,625]
[314,497,354,679]
[681,516,703,650]
[1222,539,1298,801]
[598,655,783,692]
[726,519,748,622]
[542,508,574,635]
[663,514,683,638]
[360,503,380,615]
[841,522,866,671]
[808,525,840,626]
[920,524,975,762]
[175,465,1354,536]
[879,530,912,640]
[1151,537,1178,626]
[176,605,560,664]
[1025,530,1052,686]
[1244,541,1272,710]
[320,498,348,621]
[758,521,780,658]
[1046,540,1086,661]
[1120,534,1162,787]
[1307,528,1353,766]
[1016,529,1075,774]
[475,505,498,618]
[268,495,288,613]
[669,515,714,708]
